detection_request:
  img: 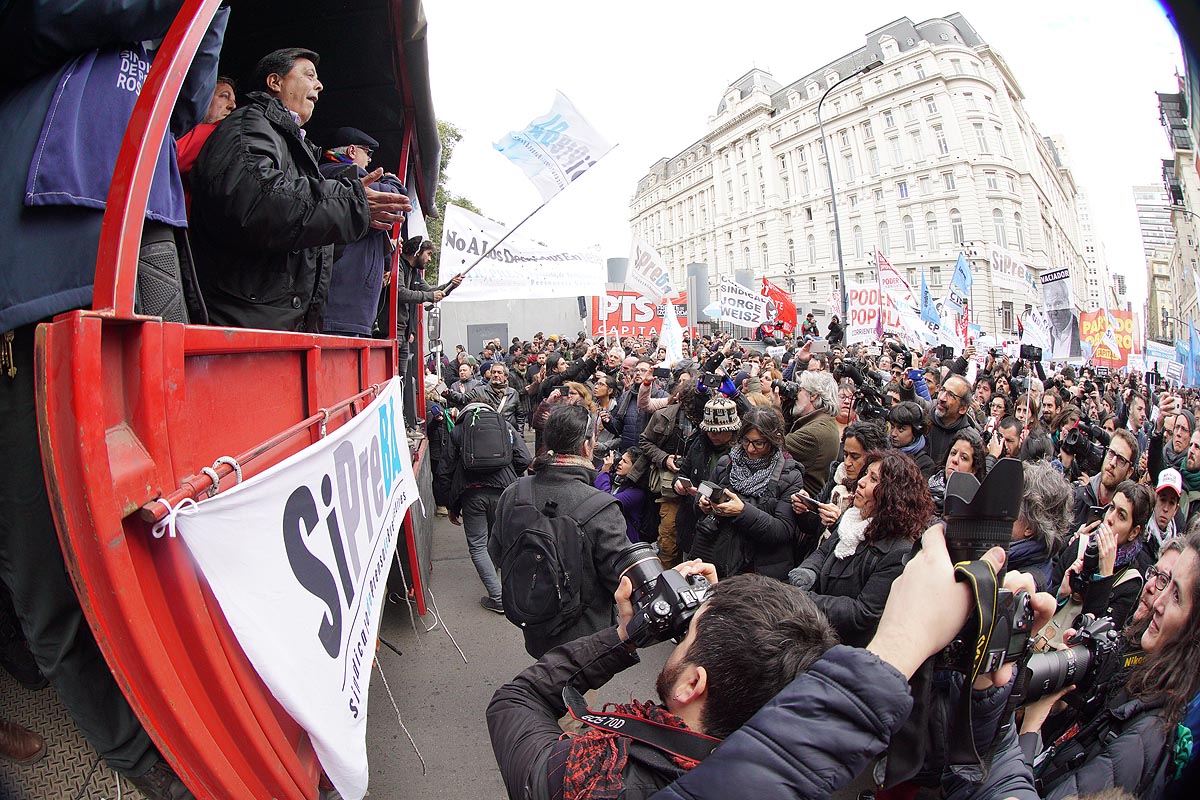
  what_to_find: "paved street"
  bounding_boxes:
[364,508,672,799]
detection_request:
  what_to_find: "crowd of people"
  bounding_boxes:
[423,325,1200,799]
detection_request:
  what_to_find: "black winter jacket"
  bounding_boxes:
[649,646,914,800]
[795,529,912,647]
[432,417,530,515]
[489,464,629,658]
[690,454,806,580]
[488,626,687,800]
[190,92,372,332]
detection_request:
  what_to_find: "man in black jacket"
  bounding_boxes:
[443,362,524,430]
[924,374,975,466]
[190,47,411,332]
[487,568,839,800]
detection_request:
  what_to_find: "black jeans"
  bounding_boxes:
[0,323,155,775]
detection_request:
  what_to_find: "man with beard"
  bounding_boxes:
[487,566,838,799]
[923,374,975,467]
[1071,428,1138,529]
[782,372,840,498]
[442,363,524,430]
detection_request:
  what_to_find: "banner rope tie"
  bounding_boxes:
[212,455,243,486]
[318,408,329,438]
[426,586,468,665]
[151,497,199,539]
[375,659,426,775]
[200,466,220,497]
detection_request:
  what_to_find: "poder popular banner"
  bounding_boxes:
[1079,310,1138,368]
[176,378,418,800]
[440,204,606,301]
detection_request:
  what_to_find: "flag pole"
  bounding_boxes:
[456,201,551,277]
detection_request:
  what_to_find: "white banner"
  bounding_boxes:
[989,243,1038,297]
[440,204,605,301]
[717,279,770,328]
[176,378,418,800]
[493,91,615,203]
[877,252,917,310]
[626,238,675,301]
[659,292,685,363]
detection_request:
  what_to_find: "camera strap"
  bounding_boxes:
[944,558,1001,781]
[562,686,723,763]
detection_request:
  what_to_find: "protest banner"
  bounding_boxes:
[946,253,973,314]
[175,378,418,800]
[717,279,770,328]
[593,291,688,338]
[1039,268,1082,360]
[878,252,917,309]
[440,204,605,301]
[493,91,614,203]
[760,277,797,335]
[1079,310,1138,368]
[625,238,675,301]
[845,283,905,344]
[989,243,1037,296]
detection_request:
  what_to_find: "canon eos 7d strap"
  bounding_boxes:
[945,558,1001,781]
[562,686,722,763]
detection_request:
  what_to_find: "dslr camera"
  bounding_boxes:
[696,480,728,505]
[1022,613,1130,706]
[938,459,1037,675]
[772,379,799,402]
[615,543,714,647]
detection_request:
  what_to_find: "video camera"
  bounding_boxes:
[938,459,1036,675]
[835,359,888,421]
[615,543,714,647]
[1060,417,1110,475]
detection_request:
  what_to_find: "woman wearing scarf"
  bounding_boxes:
[928,428,987,514]
[690,407,805,581]
[790,420,888,532]
[788,451,934,646]
[1051,480,1155,631]
[886,401,937,478]
[593,446,647,544]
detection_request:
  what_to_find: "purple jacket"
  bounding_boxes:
[594,471,646,544]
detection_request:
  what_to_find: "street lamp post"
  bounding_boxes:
[817,58,883,322]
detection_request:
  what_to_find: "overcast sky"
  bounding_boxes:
[426,1,1184,308]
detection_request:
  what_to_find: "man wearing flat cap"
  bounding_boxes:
[318,126,404,336]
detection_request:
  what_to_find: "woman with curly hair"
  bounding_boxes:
[787,450,934,646]
[928,428,987,514]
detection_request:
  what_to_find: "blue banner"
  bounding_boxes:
[1191,317,1199,386]
[921,269,940,327]
[946,253,972,313]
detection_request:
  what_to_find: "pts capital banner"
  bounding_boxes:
[176,378,418,800]
[593,290,688,338]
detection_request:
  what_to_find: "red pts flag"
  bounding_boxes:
[761,278,797,335]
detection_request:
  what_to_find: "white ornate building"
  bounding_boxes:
[629,13,1090,338]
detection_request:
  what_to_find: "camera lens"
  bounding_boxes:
[1023,645,1092,703]
[615,542,664,608]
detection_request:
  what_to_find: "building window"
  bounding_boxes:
[934,124,949,155]
[832,100,841,115]
[986,172,999,190]
[874,188,884,203]
[985,95,995,113]
[862,120,874,140]
[925,96,937,114]
[800,170,810,194]
[897,180,909,199]
[762,241,769,269]
[903,215,916,251]
[1001,301,1014,332]
[889,136,903,164]
[1006,173,1017,193]
[910,130,924,160]
[964,92,977,111]
[848,194,858,209]
[974,123,989,153]
[893,70,903,87]
[903,103,915,122]
[915,63,926,79]
[868,146,880,174]
[996,127,1009,157]
[908,267,917,286]
[807,234,816,263]
[856,272,865,284]
[810,276,818,293]
[843,153,856,180]
[919,176,931,195]
[829,229,838,259]
[950,208,964,243]
[931,265,942,285]
[926,212,939,246]
[879,220,891,256]
[839,129,850,147]
[992,208,1007,248]
[782,176,790,198]
[853,225,864,257]
[943,171,956,190]
[951,59,963,75]
[1013,212,1024,251]
[805,206,813,221]
[798,145,807,163]
[788,238,795,263]
[883,109,895,128]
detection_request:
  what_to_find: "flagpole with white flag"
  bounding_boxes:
[459,92,616,278]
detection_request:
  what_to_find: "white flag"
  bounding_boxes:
[659,295,685,363]
[717,279,771,328]
[626,238,675,301]
[493,92,615,203]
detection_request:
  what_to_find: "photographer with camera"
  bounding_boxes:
[1020,532,1200,799]
[639,379,705,567]
[690,407,807,580]
[1147,395,1192,484]
[788,451,935,646]
[1070,428,1138,530]
[672,395,741,558]
[782,371,841,498]
[487,560,839,800]
[1054,480,1154,633]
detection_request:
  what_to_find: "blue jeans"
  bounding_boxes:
[460,488,503,601]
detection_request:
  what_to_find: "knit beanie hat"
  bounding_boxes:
[701,396,740,433]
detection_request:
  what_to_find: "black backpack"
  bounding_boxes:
[459,402,513,471]
[499,478,618,636]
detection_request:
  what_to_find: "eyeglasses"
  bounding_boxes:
[1146,565,1172,592]
[1104,448,1131,469]
[740,436,771,452]
[939,387,966,403]
[357,145,375,158]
